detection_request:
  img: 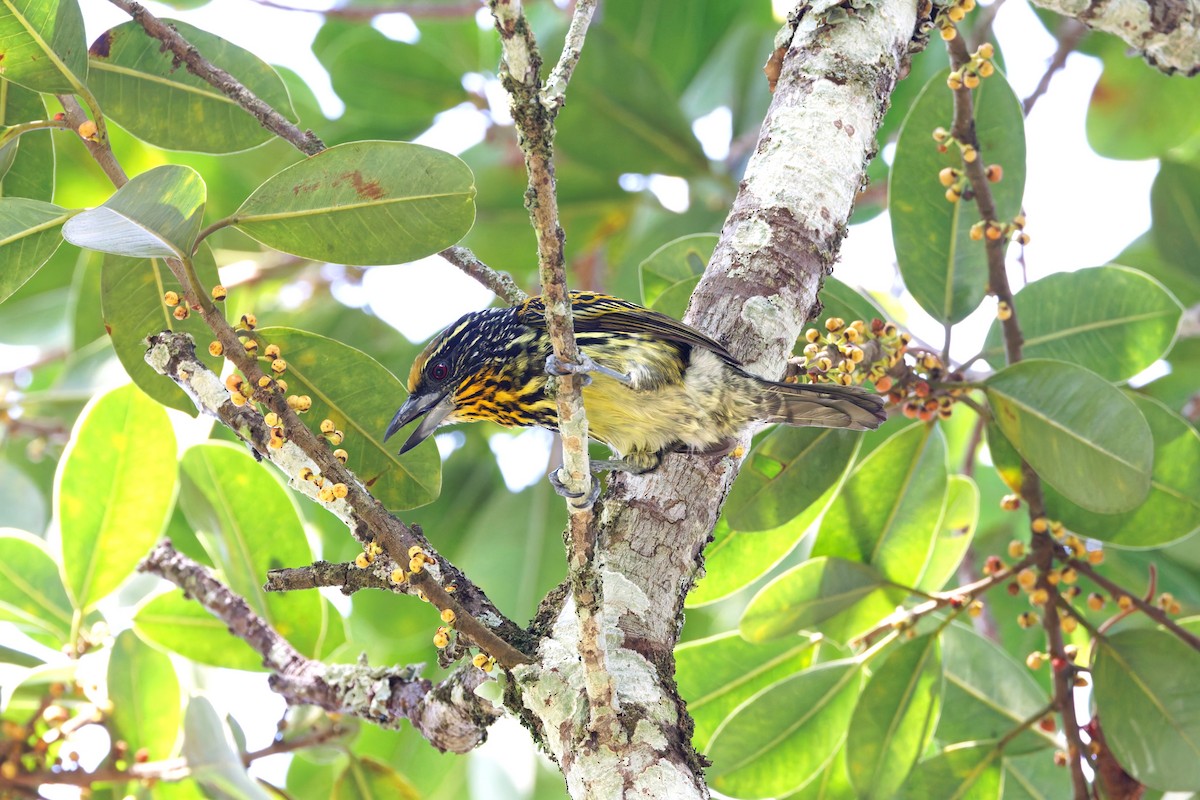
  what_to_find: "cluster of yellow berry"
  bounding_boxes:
[300,465,349,503]
[933,0,976,39]
[353,539,384,570]
[472,652,496,673]
[946,43,996,90]
[793,317,908,388]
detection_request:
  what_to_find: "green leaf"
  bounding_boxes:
[1142,336,1200,411]
[938,625,1056,754]
[182,695,273,800]
[899,744,1002,800]
[88,20,297,153]
[100,246,224,416]
[1086,34,1200,160]
[179,442,323,657]
[232,140,475,266]
[707,659,863,798]
[0,198,70,304]
[676,632,817,751]
[63,165,206,259]
[0,529,73,645]
[1029,395,1200,547]
[0,0,88,93]
[725,427,861,532]
[1151,159,1200,289]
[1117,231,1200,309]
[555,28,708,177]
[1093,627,1200,790]
[0,461,47,532]
[687,477,844,608]
[917,475,978,592]
[0,80,55,201]
[107,630,181,759]
[985,359,1152,514]
[740,558,892,642]
[847,634,943,800]
[816,278,888,332]
[639,233,716,318]
[981,266,1183,381]
[256,328,441,510]
[1001,750,1072,800]
[134,589,264,671]
[333,755,421,800]
[813,423,948,586]
[781,744,853,800]
[890,69,1026,324]
[57,383,177,610]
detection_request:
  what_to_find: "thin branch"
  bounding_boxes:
[55,95,127,187]
[487,0,615,734]
[1070,558,1200,650]
[105,0,325,155]
[439,246,528,305]
[1022,19,1089,114]
[265,561,393,594]
[249,0,482,17]
[139,540,499,751]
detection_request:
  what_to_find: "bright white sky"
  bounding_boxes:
[10,1,1162,794]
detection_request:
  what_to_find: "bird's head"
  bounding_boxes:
[383,307,539,454]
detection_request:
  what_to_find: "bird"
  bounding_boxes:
[384,291,887,493]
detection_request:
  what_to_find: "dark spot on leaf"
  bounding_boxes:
[104,324,112,335]
[341,170,387,201]
[292,181,320,195]
[365,475,379,488]
[89,31,113,58]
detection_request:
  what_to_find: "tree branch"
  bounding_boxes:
[265,560,394,594]
[105,0,326,154]
[1069,558,1200,651]
[1027,0,1200,75]
[139,540,499,752]
[1022,18,1089,114]
[438,246,528,305]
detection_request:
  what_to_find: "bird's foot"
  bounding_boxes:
[545,353,633,387]
[549,468,602,509]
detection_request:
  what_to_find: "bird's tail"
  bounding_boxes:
[756,379,888,431]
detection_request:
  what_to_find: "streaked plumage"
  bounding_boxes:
[385,291,886,473]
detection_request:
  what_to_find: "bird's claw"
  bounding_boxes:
[549,467,602,509]
[545,353,633,387]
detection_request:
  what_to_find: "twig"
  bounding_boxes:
[487,0,615,732]
[439,246,528,305]
[1071,559,1200,650]
[1022,19,1089,114]
[55,96,127,187]
[265,561,393,594]
[947,31,1089,798]
[105,0,325,155]
[139,540,499,751]
[249,0,482,17]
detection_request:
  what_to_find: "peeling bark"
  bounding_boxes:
[1029,0,1200,75]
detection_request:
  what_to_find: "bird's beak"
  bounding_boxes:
[383,391,456,455]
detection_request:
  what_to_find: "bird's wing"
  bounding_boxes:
[518,292,742,366]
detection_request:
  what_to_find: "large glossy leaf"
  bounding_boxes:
[1093,628,1200,790]
[232,141,475,266]
[899,744,1002,800]
[986,360,1152,514]
[57,384,177,610]
[816,277,887,332]
[981,267,1182,381]
[890,69,1026,324]
[1151,159,1200,289]
[100,246,224,416]
[555,28,708,177]
[938,625,1056,754]
[740,558,891,642]
[134,590,264,671]
[0,80,55,201]
[994,395,1200,548]
[0,529,73,645]
[813,423,948,587]
[88,19,297,153]
[1085,34,1200,160]
[179,442,322,657]
[107,630,181,759]
[918,475,978,592]
[725,426,861,532]
[255,327,441,510]
[333,755,421,800]
[0,0,88,93]
[676,632,817,751]
[847,634,943,800]
[1000,749,1071,800]
[63,165,206,259]
[782,744,854,800]
[0,197,70,304]
[707,659,863,798]
[639,233,715,319]
[182,695,273,800]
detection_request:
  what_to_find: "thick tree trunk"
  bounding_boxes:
[510,0,921,796]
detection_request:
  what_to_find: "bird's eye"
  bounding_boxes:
[428,360,450,382]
